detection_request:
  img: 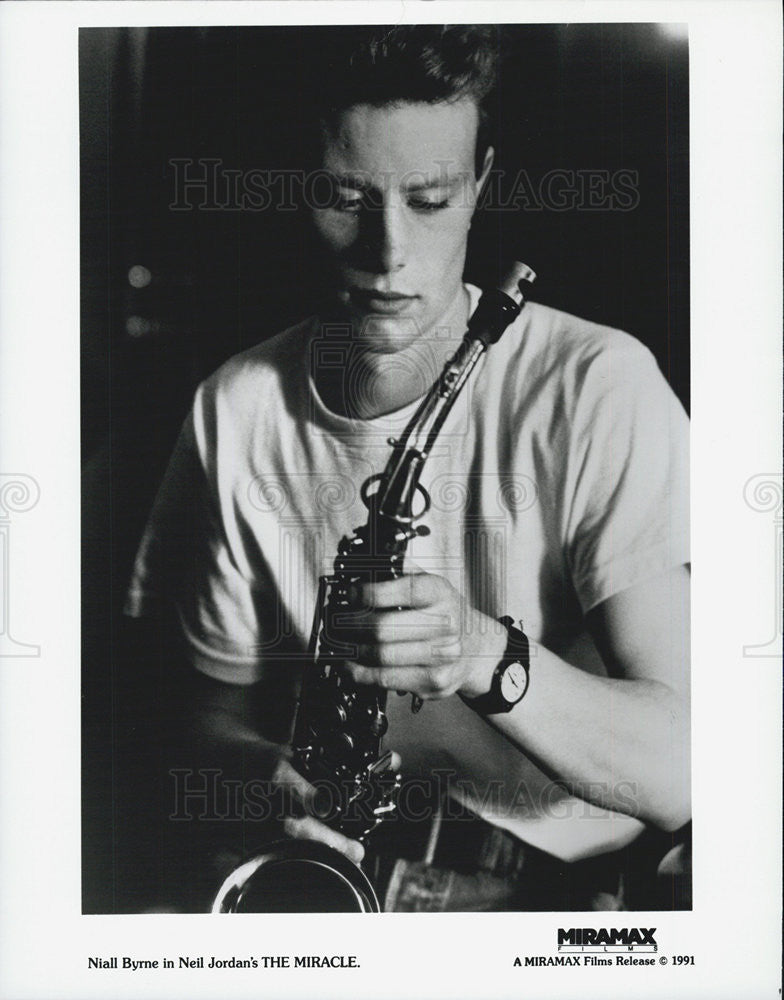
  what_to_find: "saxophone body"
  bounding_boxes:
[213,263,536,913]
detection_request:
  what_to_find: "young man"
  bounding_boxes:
[124,26,690,911]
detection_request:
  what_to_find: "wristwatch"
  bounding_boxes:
[462,616,530,715]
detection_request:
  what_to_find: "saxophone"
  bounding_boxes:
[212,262,536,913]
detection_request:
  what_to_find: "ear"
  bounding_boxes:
[476,145,495,198]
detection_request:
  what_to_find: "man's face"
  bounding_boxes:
[312,99,490,353]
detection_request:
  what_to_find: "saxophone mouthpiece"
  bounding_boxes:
[498,261,537,308]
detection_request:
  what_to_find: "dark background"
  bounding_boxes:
[81,24,689,912]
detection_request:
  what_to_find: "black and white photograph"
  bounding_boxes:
[0,2,781,999]
[82,22,691,916]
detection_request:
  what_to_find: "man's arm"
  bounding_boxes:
[487,566,691,830]
[182,669,367,864]
[120,616,367,865]
[344,564,691,831]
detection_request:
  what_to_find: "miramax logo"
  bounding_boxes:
[558,928,657,952]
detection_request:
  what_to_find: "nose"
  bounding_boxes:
[362,201,406,274]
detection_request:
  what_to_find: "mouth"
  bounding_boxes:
[347,288,419,315]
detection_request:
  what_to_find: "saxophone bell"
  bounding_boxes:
[212,839,381,913]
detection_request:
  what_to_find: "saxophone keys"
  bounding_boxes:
[367,708,388,738]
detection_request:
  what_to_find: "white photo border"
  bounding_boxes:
[0,2,781,999]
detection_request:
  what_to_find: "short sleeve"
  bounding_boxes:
[564,339,689,612]
[123,397,270,685]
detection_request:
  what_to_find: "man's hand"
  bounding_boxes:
[342,572,507,701]
[271,754,366,865]
[175,659,367,866]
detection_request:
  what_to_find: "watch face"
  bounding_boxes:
[500,661,528,704]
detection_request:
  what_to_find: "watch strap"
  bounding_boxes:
[462,616,530,715]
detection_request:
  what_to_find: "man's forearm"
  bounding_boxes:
[176,669,296,779]
[482,644,691,830]
[122,617,291,779]
[461,567,692,831]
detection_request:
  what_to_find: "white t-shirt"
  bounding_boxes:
[124,286,689,861]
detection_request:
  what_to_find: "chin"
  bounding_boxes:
[350,312,427,354]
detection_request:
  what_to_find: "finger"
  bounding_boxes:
[352,608,458,644]
[358,572,446,611]
[345,660,461,699]
[282,814,365,865]
[272,758,318,815]
[352,634,462,670]
[273,760,358,827]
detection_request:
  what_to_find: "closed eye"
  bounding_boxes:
[335,196,363,214]
[333,195,451,214]
[409,199,450,212]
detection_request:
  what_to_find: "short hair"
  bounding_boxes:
[304,25,500,173]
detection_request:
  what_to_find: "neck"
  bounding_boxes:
[314,286,471,420]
